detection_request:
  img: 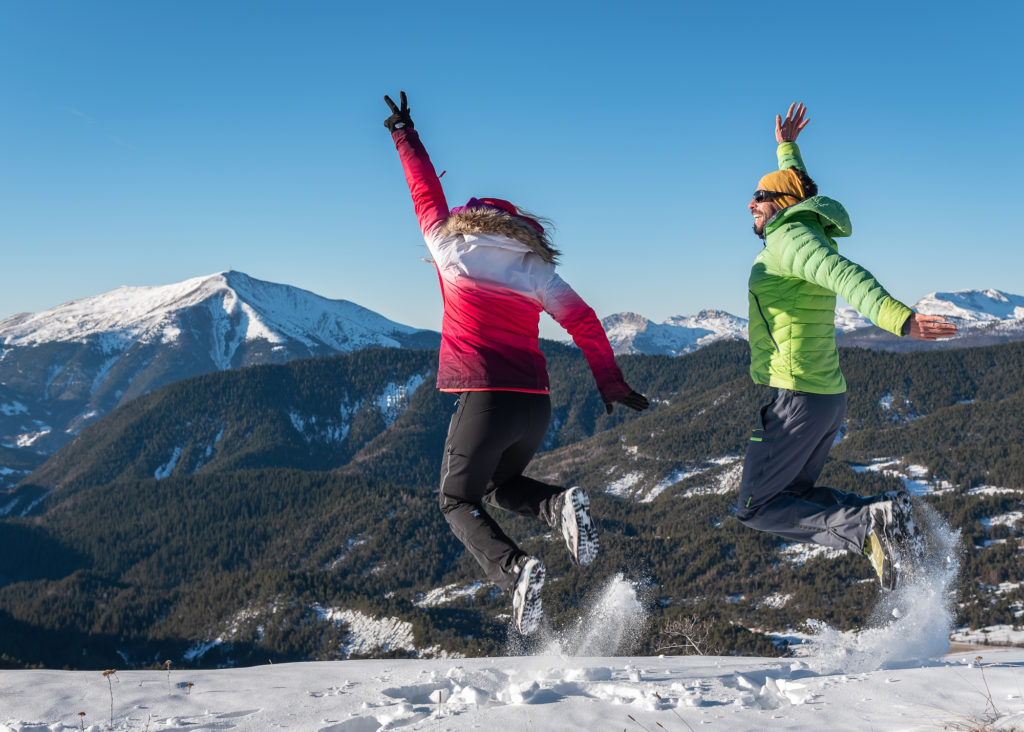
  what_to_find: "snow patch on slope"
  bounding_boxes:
[376,372,427,426]
[852,460,955,495]
[313,605,450,659]
[154,446,183,479]
[605,471,643,498]
[415,582,487,608]
[0,401,28,416]
[779,543,846,567]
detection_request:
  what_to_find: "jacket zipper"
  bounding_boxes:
[750,290,781,353]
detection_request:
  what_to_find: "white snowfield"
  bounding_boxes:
[0,514,1003,732]
[3,649,1024,731]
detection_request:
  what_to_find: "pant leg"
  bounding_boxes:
[798,485,880,509]
[484,394,563,525]
[739,494,873,552]
[438,391,550,591]
[736,390,870,551]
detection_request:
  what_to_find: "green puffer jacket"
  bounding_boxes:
[747,142,913,394]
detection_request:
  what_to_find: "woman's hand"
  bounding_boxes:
[383,91,414,131]
[605,390,650,414]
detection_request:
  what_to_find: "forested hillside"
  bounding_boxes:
[0,341,1021,669]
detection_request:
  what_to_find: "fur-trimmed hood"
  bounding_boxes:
[439,207,559,264]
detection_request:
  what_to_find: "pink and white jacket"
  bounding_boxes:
[392,127,632,402]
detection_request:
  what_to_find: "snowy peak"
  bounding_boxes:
[0,271,438,468]
[602,309,746,356]
[836,288,1024,352]
[913,288,1024,324]
[840,289,1024,336]
[663,308,746,332]
[0,270,426,353]
[608,289,1024,357]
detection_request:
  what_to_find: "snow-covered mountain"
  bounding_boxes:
[602,309,747,356]
[3,277,1020,485]
[839,288,1024,351]
[915,288,1024,325]
[602,306,869,357]
[0,270,436,355]
[607,289,1024,356]
[0,271,438,480]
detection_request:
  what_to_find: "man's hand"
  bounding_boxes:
[605,390,650,414]
[383,91,414,132]
[776,102,809,143]
[903,313,958,340]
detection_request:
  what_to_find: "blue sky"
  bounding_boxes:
[1,0,1020,339]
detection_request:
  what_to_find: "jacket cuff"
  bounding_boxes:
[776,142,806,173]
[876,297,915,336]
[598,380,633,404]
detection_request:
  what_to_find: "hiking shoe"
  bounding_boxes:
[511,556,546,635]
[866,501,905,591]
[551,487,599,566]
[863,530,889,587]
[884,489,926,560]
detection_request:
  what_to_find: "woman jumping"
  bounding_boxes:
[383,91,649,634]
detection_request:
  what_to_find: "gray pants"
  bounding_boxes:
[736,389,877,553]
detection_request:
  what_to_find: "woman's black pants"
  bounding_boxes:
[439,390,564,591]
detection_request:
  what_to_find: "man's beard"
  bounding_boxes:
[752,223,766,240]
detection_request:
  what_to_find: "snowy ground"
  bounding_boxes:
[4,498,1020,731]
[4,649,1024,731]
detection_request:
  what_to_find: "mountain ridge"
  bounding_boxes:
[602,288,1024,356]
[0,270,436,354]
[1,274,1021,491]
[0,271,440,484]
[601,309,747,356]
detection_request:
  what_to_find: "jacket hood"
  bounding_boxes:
[439,207,559,263]
[768,196,852,239]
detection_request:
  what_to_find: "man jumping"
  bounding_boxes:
[736,103,957,590]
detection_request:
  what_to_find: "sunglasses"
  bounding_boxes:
[752,189,798,203]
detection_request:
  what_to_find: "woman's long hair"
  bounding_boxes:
[514,206,560,263]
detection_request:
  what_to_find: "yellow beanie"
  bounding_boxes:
[757,168,804,209]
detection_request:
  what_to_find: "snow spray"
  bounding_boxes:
[506,573,650,657]
[534,573,650,657]
[806,501,962,673]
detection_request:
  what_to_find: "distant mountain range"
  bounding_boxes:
[601,310,748,356]
[1,271,1021,490]
[602,289,1024,356]
[837,289,1024,351]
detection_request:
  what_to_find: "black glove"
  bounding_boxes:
[605,390,650,414]
[383,91,414,132]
